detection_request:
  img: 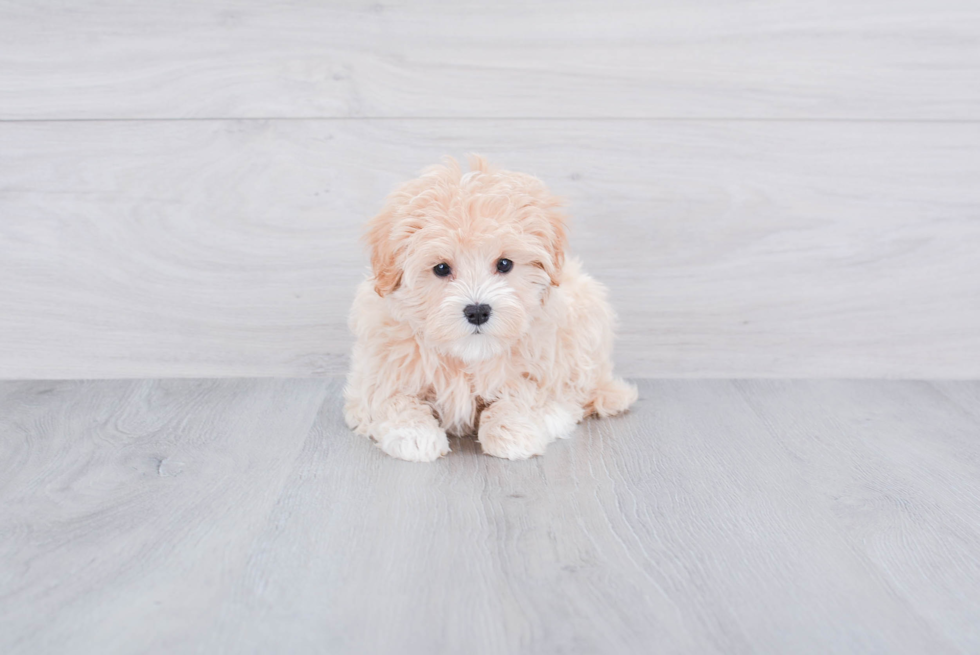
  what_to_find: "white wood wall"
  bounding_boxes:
[1,0,978,378]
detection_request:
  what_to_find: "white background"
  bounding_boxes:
[2,0,978,378]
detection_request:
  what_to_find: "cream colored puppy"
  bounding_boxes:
[344,156,636,462]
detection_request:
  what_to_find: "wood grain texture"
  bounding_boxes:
[0,378,330,654]
[2,378,980,654]
[2,119,978,378]
[1,0,979,120]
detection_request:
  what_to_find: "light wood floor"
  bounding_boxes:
[2,378,979,654]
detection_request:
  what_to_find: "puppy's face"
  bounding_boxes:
[365,158,567,363]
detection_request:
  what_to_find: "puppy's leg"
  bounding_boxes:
[359,395,450,463]
[478,385,583,460]
[590,376,638,417]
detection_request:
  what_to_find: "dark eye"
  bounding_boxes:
[433,262,452,277]
[496,258,513,273]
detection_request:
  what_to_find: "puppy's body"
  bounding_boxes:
[344,157,636,461]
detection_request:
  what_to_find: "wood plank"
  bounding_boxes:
[1,0,979,120]
[190,380,976,654]
[2,119,978,378]
[731,380,980,651]
[0,378,328,654]
[3,379,980,653]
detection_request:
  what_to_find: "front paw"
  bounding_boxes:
[478,407,550,461]
[376,425,450,462]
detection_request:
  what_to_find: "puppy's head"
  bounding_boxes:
[365,155,567,363]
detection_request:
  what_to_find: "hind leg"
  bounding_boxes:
[590,377,638,417]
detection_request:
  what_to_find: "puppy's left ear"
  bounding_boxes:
[537,203,568,287]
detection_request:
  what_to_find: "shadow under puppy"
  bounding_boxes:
[344,156,636,461]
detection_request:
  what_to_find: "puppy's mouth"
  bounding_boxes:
[450,330,502,363]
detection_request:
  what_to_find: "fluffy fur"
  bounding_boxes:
[344,156,637,461]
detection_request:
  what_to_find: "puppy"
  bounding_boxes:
[344,156,636,461]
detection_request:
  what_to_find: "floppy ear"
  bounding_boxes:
[364,159,461,296]
[498,166,568,287]
[540,204,568,286]
[364,206,403,297]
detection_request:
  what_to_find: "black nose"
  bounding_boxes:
[463,303,492,326]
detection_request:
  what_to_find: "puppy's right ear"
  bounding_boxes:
[364,207,403,297]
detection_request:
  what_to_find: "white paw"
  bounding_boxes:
[479,436,545,460]
[539,403,580,441]
[376,425,450,462]
[478,402,580,460]
[478,416,550,461]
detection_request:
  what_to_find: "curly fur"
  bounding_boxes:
[344,156,637,461]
